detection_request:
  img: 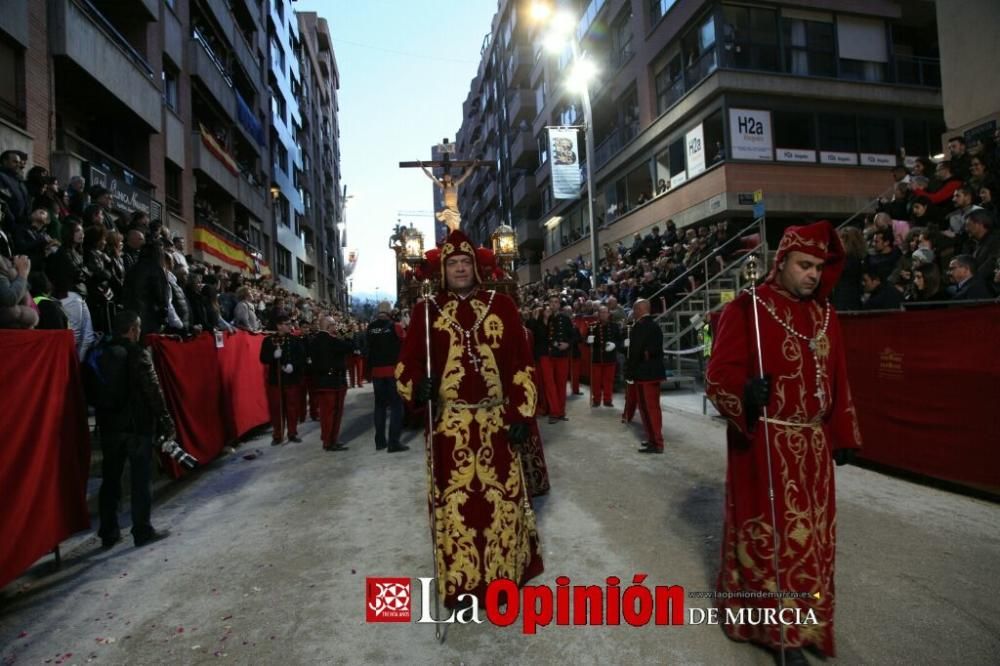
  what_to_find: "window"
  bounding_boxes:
[703,110,725,165]
[162,65,179,111]
[165,162,182,213]
[275,243,291,278]
[649,0,678,25]
[682,15,717,84]
[653,52,683,115]
[668,138,686,182]
[722,5,779,72]
[901,119,937,159]
[294,212,303,237]
[654,148,671,191]
[774,110,816,151]
[858,117,895,155]
[534,76,547,111]
[611,7,633,69]
[296,258,306,286]
[782,15,835,77]
[537,133,548,166]
[0,36,25,127]
[274,194,290,227]
[558,103,579,127]
[837,16,887,82]
[625,161,653,207]
[818,114,857,153]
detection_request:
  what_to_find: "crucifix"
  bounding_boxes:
[399,138,493,233]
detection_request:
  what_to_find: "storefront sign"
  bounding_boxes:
[776,148,816,163]
[860,153,897,167]
[729,108,773,161]
[819,151,859,165]
[685,124,706,177]
[85,163,162,222]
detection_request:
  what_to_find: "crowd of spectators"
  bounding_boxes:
[520,135,1000,319]
[0,149,360,360]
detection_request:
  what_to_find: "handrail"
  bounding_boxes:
[646,216,764,311]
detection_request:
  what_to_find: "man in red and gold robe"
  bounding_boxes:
[396,230,543,609]
[706,221,862,663]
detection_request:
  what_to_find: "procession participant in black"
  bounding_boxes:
[625,299,666,453]
[366,300,408,452]
[309,316,354,451]
[587,305,622,407]
[301,321,320,422]
[566,305,584,396]
[620,317,638,423]
[538,294,573,423]
[259,314,306,446]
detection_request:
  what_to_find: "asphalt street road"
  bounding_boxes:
[2,386,998,665]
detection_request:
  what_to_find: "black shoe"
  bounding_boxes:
[100,532,122,550]
[388,445,410,453]
[572,391,584,396]
[135,530,170,548]
[375,443,388,450]
[604,403,614,408]
[288,435,302,443]
[638,445,663,454]
[547,416,558,424]
[271,438,283,446]
[774,648,808,666]
[327,443,349,451]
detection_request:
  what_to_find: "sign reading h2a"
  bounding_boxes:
[729,109,773,161]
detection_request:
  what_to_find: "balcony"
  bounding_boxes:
[483,179,498,205]
[49,0,160,131]
[593,122,638,171]
[893,55,941,88]
[189,34,237,119]
[510,130,538,169]
[192,133,239,198]
[508,88,536,126]
[515,217,542,247]
[507,45,533,87]
[237,173,269,222]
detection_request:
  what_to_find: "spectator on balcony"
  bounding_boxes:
[964,209,1000,290]
[14,208,58,268]
[28,270,68,330]
[0,253,37,329]
[123,229,144,273]
[947,136,971,181]
[170,235,189,273]
[232,285,259,332]
[865,227,902,282]
[968,156,995,199]
[48,219,89,299]
[67,175,86,216]
[83,225,116,334]
[123,241,170,338]
[832,227,865,311]
[89,187,117,232]
[52,261,95,361]
[163,253,190,333]
[913,160,963,212]
[0,150,29,224]
[905,262,945,302]
[219,276,240,321]
[33,176,65,241]
[128,211,151,234]
[105,230,126,301]
[861,269,902,310]
[946,185,981,238]
[947,254,991,300]
[656,178,667,195]
[979,184,997,213]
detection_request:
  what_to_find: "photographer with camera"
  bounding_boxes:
[94,309,177,549]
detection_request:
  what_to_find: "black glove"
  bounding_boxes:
[743,374,771,427]
[833,449,855,467]
[415,376,437,403]
[508,422,530,452]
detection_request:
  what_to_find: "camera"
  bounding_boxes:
[161,439,198,470]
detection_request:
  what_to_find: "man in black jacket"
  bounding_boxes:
[259,314,307,445]
[586,305,622,407]
[0,150,29,224]
[309,316,355,451]
[625,299,666,453]
[538,294,574,423]
[366,302,408,452]
[96,310,176,549]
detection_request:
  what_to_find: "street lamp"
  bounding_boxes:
[533,2,599,289]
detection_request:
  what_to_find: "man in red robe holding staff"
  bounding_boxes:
[395,229,543,611]
[706,221,862,665]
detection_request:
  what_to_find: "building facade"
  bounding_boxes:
[455,0,944,281]
[0,0,344,303]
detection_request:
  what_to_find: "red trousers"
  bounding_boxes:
[315,388,347,448]
[622,382,638,423]
[349,354,365,387]
[538,356,569,417]
[266,383,303,441]
[570,355,581,393]
[636,380,664,449]
[304,377,318,421]
[590,363,615,406]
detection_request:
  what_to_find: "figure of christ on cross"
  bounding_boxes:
[399,139,493,233]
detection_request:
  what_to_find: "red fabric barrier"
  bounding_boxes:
[840,304,1000,493]
[147,331,269,478]
[0,330,90,590]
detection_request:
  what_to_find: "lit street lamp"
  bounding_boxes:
[533,2,600,289]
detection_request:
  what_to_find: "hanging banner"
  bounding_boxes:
[728,108,773,161]
[549,127,582,200]
[686,124,706,177]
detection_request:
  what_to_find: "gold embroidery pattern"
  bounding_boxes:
[394,362,412,401]
[483,314,504,348]
[513,368,537,418]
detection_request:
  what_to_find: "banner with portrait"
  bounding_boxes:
[549,127,582,200]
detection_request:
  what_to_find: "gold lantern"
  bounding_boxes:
[491,222,517,274]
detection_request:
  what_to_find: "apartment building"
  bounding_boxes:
[455,0,944,281]
[0,0,345,302]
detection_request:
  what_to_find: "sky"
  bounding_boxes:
[293,0,500,303]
